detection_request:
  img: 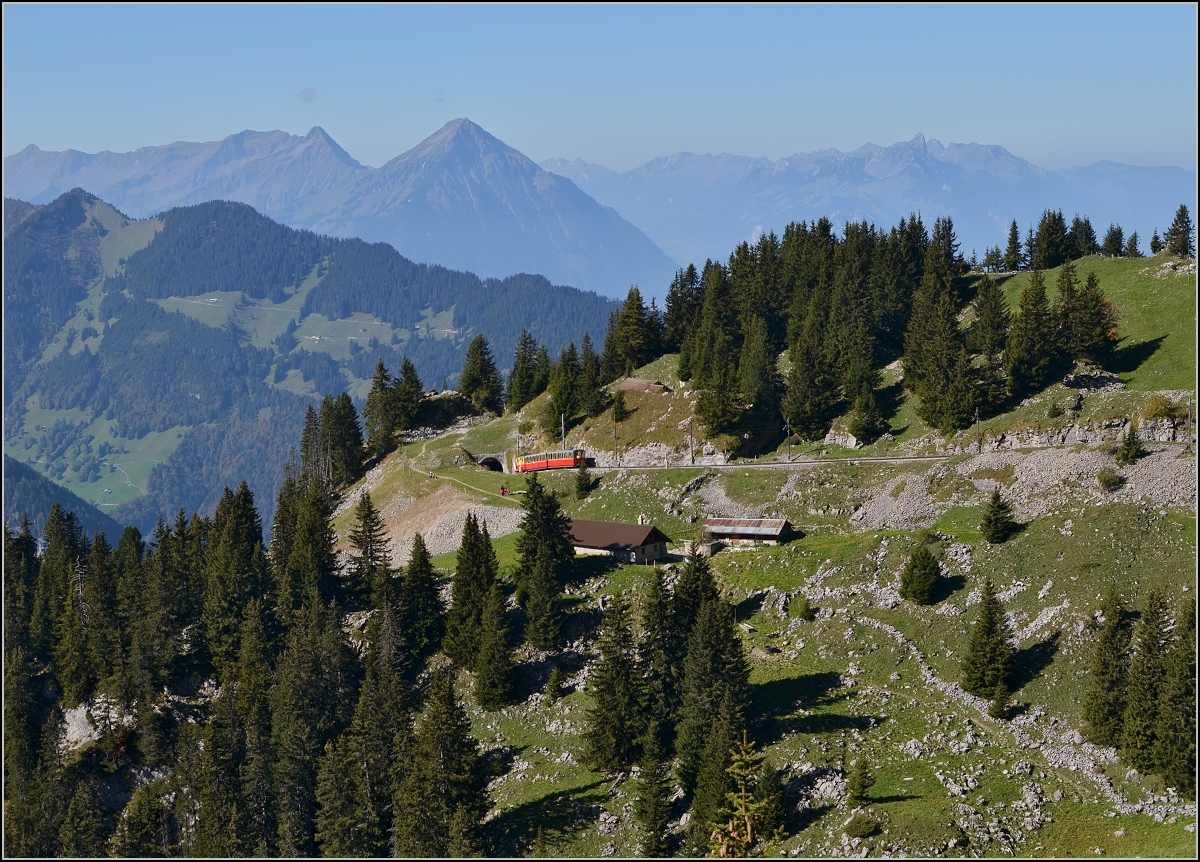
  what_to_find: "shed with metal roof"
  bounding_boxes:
[703,517,793,546]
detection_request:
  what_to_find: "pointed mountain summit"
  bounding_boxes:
[5,120,675,298]
[304,119,676,296]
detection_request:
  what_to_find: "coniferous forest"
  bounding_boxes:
[4,195,1196,858]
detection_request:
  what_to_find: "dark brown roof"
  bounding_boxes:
[570,519,672,552]
[703,518,791,538]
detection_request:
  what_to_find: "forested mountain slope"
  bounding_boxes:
[3,190,616,532]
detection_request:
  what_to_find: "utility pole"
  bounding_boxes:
[786,419,792,462]
[689,417,694,465]
[561,413,566,448]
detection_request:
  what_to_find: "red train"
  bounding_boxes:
[513,449,586,473]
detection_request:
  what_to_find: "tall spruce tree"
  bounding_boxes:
[960,578,1014,698]
[392,668,490,857]
[506,330,541,412]
[684,693,740,857]
[1072,272,1120,364]
[394,357,425,432]
[899,545,940,604]
[1082,589,1133,748]
[444,515,498,669]
[515,472,574,593]
[204,482,268,677]
[474,582,515,710]
[675,597,751,795]
[1102,224,1126,258]
[459,334,504,413]
[1004,219,1024,271]
[641,568,687,748]
[363,359,397,457]
[665,263,703,354]
[348,491,392,607]
[634,721,674,858]
[524,544,564,651]
[708,730,777,858]
[1164,204,1194,258]
[1006,268,1056,397]
[980,488,1018,544]
[399,533,444,660]
[583,593,646,770]
[1120,590,1172,773]
[1153,602,1196,795]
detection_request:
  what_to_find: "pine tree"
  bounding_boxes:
[709,730,774,858]
[474,582,514,710]
[664,263,703,353]
[1102,224,1126,257]
[1164,204,1195,258]
[1082,589,1132,747]
[575,461,593,500]
[961,579,1014,698]
[234,603,276,855]
[284,477,338,612]
[1120,590,1172,773]
[634,722,674,858]
[204,482,268,677]
[641,567,687,746]
[579,331,606,417]
[1072,272,1120,364]
[675,597,751,795]
[399,532,444,659]
[1125,231,1142,258]
[1033,209,1069,269]
[1115,423,1144,466]
[1006,269,1056,397]
[363,359,397,457]
[4,516,40,657]
[1004,219,1024,271]
[392,668,490,857]
[459,334,504,413]
[57,778,109,858]
[394,356,425,431]
[684,693,739,856]
[846,756,875,807]
[1150,230,1163,254]
[899,545,940,604]
[782,311,838,440]
[988,678,1010,720]
[738,314,779,408]
[271,601,359,856]
[515,471,574,593]
[524,543,564,651]
[107,780,172,857]
[980,488,1018,543]
[444,514,498,669]
[583,593,646,770]
[1153,602,1196,796]
[315,633,411,857]
[506,330,540,412]
[611,389,628,423]
[968,274,1010,358]
[1053,259,1081,359]
[349,491,392,606]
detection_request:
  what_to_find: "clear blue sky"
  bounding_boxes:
[3,3,1196,171]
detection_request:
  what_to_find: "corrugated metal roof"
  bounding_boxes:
[570,519,672,551]
[703,517,791,537]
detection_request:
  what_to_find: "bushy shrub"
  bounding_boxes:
[843,812,878,839]
[899,546,940,604]
[1143,394,1176,421]
[790,594,816,621]
[1096,467,1125,492]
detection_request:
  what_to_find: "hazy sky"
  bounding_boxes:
[4,4,1196,171]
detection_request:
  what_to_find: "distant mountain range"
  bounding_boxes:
[6,125,1194,300]
[543,135,1196,265]
[3,120,678,299]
